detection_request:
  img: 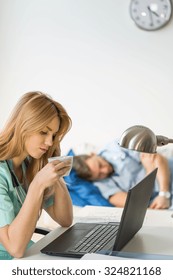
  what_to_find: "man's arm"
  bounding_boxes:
[140,153,170,209]
[109,192,127,207]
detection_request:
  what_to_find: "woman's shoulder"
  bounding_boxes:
[0,160,8,169]
[0,161,11,182]
[0,160,8,168]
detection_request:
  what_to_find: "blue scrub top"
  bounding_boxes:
[0,160,53,259]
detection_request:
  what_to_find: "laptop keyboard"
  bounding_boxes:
[69,223,119,254]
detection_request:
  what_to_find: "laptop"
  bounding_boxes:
[41,168,157,258]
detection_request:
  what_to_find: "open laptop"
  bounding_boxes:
[41,168,157,258]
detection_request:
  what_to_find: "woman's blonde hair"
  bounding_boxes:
[0,91,72,189]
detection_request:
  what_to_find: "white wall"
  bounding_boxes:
[0,0,173,154]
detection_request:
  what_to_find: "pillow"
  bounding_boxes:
[64,149,113,207]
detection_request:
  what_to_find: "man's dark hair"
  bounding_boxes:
[73,155,93,180]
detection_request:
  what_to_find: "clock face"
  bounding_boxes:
[130,0,172,31]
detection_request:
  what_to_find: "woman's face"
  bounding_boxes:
[24,117,60,159]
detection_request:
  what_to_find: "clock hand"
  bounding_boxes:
[147,6,154,26]
[148,6,160,17]
[151,11,160,17]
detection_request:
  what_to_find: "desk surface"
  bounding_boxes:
[22,206,173,260]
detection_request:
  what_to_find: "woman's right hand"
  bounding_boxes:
[31,160,71,191]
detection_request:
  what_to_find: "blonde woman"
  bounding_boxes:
[0,91,73,259]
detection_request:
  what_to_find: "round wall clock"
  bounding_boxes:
[130,0,172,31]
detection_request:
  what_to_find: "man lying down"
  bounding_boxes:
[72,140,173,209]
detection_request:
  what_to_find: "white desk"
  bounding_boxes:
[21,206,173,260]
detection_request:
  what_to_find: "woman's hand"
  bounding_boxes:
[32,159,72,190]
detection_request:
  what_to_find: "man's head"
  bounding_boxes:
[73,153,114,181]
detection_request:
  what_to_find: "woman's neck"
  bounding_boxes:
[12,154,27,168]
[11,155,26,184]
